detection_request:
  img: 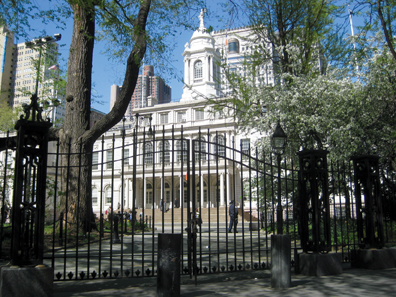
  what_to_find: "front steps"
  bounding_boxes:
[139,207,251,224]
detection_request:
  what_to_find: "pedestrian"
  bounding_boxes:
[160,199,164,211]
[228,200,238,233]
[195,208,202,226]
[107,206,112,221]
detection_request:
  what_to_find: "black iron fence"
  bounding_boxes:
[0,126,395,281]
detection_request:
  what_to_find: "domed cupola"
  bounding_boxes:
[181,9,220,101]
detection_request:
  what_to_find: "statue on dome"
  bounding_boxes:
[198,8,207,31]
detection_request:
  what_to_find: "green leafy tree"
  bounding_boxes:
[1,0,204,232]
[0,102,19,132]
[352,0,396,62]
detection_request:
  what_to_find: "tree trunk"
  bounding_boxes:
[52,0,151,233]
[59,3,95,233]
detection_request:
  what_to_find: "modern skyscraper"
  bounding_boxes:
[13,38,60,109]
[1,29,66,125]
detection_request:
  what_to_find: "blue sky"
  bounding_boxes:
[22,1,360,114]
[21,2,235,114]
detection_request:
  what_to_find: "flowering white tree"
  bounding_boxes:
[221,41,396,165]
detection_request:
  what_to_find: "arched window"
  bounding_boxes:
[228,39,239,54]
[194,137,206,161]
[158,140,170,163]
[213,135,225,157]
[194,60,203,79]
[144,142,153,164]
[176,140,188,162]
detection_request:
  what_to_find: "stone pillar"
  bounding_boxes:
[126,178,130,209]
[184,58,189,85]
[143,178,147,209]
[271,234,291,289]
[157,233,182,297]
[226,172,230,205]
[200,174,204,207]
[220,173,224,206]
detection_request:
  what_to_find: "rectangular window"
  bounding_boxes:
[106,150,113,169]
[92,152,99,170]
[160,113,168,124]
[241,139,250,157]
[177,112,186,123]
[195,109,205,121]
[123,149,129,166]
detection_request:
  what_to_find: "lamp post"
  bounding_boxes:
[271,122,287,235]
[24,34,61,122]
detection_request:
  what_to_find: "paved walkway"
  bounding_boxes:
[53,267,396,296]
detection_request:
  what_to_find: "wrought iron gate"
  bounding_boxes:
[1,126,396,282]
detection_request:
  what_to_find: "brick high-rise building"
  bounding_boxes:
[110,65,171,119]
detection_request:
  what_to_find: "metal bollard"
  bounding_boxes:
[157,233,182,297]
[271,234,291,288]
[112,214,121,243]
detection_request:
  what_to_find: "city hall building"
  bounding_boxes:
[90,11,274,214]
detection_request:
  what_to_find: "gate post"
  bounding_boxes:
[297,136,342,276]
[297,149,331,253]
[3,94,53,296]
[351,155,390,269]
[351,155,384,249]
[11,97,52,266]
[157,233,182,297]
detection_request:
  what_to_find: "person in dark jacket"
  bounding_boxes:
[228,200,238,233]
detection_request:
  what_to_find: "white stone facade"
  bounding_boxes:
[90,10,272,214]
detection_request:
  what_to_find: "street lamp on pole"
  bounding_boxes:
[24,34,61,122]
[271,122,287,234]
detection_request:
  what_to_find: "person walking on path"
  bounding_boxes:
[228,200,238,233]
